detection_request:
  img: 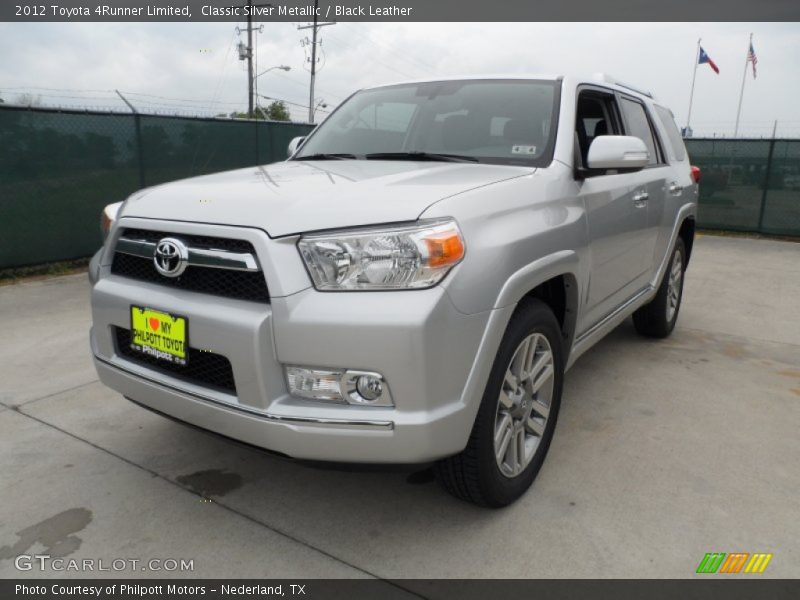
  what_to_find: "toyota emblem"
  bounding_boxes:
[153,238,189,278]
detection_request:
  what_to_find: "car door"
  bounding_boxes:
[574,88,651,333]
[617,95,671,280]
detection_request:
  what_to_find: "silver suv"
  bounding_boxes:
[90,75,697,507]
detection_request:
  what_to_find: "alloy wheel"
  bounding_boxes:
[666,250,683,322]
[493,333,555,478]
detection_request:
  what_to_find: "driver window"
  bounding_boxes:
[575,91,620,168]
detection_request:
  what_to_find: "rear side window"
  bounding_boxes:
[620,97,660,166]
[654,105,687,161]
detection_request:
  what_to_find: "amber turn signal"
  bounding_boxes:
[425,231,466,268]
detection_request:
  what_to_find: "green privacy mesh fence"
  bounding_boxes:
[0,106,313,268]
[1,105,798,269]
[684,138,800,236]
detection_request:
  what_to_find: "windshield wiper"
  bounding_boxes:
[365,151,479,163]
[294,153,358,161]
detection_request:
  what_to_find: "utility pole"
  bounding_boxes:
[237,2,270,118]
[307,8,316,125]
[298,0,335,124]
[247,1,254,117]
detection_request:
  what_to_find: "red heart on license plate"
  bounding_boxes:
[149,318,160,331]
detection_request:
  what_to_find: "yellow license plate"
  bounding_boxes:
[130,306,188,365]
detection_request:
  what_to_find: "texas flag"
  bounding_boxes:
[698,46,720,74]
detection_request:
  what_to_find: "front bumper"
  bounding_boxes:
[91,222,501,463]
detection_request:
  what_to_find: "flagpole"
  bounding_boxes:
[733,33,752,138]
[685,38,701,135]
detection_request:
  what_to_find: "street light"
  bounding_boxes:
[313,98,328,120]
[255,65,291,79]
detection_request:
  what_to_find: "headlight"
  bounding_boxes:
[101,202,123,240]
[297,219,465,291]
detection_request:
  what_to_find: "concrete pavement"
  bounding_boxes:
[1,235,799,579]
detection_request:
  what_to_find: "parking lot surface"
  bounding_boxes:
[1,234,799,579]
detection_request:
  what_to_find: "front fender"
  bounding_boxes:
[493,249,579,309]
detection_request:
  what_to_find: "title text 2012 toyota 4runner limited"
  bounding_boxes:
[90,74,698,507]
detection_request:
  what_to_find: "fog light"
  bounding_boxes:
[343,371,391,405]
[355,375,383,402]
[284,366,393,406]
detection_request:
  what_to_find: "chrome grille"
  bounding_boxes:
[110,228,270,303]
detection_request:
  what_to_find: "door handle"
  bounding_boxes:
[633,191,649,208]
[668,182,683,195]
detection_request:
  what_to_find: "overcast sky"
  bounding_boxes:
[1,22,798,136]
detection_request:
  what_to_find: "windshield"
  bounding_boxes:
[294,79,560,167]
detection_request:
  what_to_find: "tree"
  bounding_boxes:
[262,100,291,121]
[229,100,291,122]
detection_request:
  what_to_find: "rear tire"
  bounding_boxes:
[435,299,564,508]
[633,238,686,338]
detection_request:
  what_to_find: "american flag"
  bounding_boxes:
[747,41,758,79]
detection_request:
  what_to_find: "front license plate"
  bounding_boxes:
[130,306,188,366]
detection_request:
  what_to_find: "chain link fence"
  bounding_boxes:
[1,106,798,269]
[0,105,313,268]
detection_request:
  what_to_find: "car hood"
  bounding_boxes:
[121,160,532,237]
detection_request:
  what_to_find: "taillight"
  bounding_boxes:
[691,165,701,183]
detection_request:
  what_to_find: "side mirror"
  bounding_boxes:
[287,136,306,158]
[586,135,649,171]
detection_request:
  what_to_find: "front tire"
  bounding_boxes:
[633,237,686,338]
[435,299,564,507]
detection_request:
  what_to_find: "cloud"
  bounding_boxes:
[1,21,798,135]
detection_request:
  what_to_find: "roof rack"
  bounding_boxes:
[591,73,654,99]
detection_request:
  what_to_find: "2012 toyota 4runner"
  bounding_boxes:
[90,74,698,507]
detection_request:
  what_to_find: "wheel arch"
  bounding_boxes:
[492,249,581,354]
[515,273,579,356]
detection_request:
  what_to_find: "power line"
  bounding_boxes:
[0,86,113,93]
[256,93,330,113]
[118,91,242,105]
[338,23,442,77]
[322,33,422,81]
[271,70,347,103]
[204,25,240,115]
[3,86,255,113]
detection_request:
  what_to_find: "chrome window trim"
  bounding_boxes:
[116,237,261,272]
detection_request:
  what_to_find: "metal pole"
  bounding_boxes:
[255,116,260,164]
[757,136,776,232]
[733,33,752,138]
[116,90,145,189]
[308,0,318,124]
[685,38,700,134]
[268,121,275,161]
[247,0,254,118]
